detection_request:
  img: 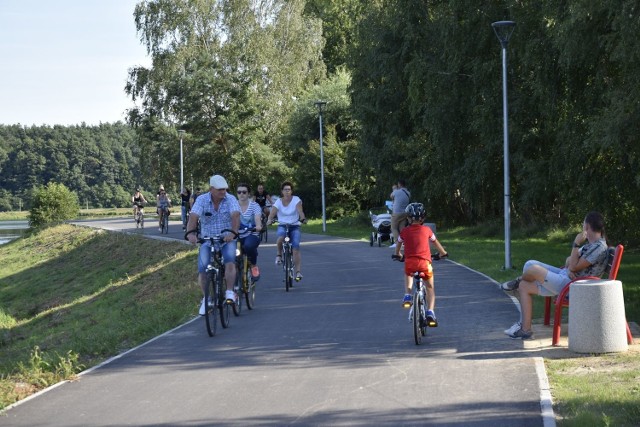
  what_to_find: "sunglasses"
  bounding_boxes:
[237,190,248,194]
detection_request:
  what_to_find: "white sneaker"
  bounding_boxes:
[199,297,211,316]
[225,290,237,303]
[158,227,162,232]
[504,321,522,335]
[389,244,396,248]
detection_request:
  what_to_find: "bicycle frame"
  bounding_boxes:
[199,228,237,335]
[235,227,257,310]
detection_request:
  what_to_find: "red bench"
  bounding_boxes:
[543,244,634,346]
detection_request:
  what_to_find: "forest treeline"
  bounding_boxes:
[1,1,639,244]
[0,123,140,210]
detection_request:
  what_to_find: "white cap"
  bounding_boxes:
[209,174,229,189]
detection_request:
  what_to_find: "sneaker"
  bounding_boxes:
[275,255,282,265]
[199,297,211,316]
[501,277,521,291]
[158,227,162,232]
[426,310,438,327]
[504,321,522,335]
[402,294,412,308]
[389,243,396,249]
[225,290,238,304]
[251,265,260,281]
[508,327,533,340]
[295,271,303,282]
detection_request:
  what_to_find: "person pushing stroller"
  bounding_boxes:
[392,202,448,326]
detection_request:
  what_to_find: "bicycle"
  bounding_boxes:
[394,252,448,345]
[272,220,304,292]
[234,227,258,314]
[259,211,268,243]
[159,206,170,234]
[133,204,145,229]
[197,229,239,337]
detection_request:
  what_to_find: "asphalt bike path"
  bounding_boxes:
[1,219,553,426]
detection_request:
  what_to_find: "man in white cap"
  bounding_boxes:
[185,174,241,315]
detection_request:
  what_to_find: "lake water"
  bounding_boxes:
[0,220,29,245]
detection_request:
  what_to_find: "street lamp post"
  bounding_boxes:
[492,20,516,270]
[314,101,327,232]
[178,130,185,193]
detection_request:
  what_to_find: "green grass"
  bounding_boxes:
[0,224,200,409]
[1,216,639,425]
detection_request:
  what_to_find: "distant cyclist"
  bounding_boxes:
[254,184,273,217]
[131,188,148,218]
[157,190,172,231]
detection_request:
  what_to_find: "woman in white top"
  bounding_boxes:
[267,181,307,281]
[236,183,263,279]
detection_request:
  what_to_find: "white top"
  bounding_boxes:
[274,196,302,225]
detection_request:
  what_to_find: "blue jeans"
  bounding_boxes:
[240,234,260,265]
[198,241,236,273]
[276,225,301,249]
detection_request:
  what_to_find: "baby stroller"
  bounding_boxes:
[369,209,394,247]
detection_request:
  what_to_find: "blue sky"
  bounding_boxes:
[0,1,150,126]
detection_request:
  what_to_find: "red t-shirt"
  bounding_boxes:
[398,224,437,276]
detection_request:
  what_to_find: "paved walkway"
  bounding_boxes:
[2,224,565,426]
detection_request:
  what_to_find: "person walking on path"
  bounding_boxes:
[390,179,411,249]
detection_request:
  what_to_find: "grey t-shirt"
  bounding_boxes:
[391,188,410,214]
[576,238,608,277]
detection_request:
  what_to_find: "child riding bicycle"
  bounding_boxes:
[392,202,448,326]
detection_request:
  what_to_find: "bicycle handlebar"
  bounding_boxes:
[391,252,449,262]
[193,228,239,243]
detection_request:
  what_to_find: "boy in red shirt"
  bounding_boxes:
[393,203,448,326]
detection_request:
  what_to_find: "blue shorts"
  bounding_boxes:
[523,260,571,296]
[277,225,301,249]
[198,241,236,273]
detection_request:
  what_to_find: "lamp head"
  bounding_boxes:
[314,101,327,112]
[492,21,516,47]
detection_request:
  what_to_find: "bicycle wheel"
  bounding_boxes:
[140,213,144,229]
[232,262,242,316]
[219,275,231,328]
[205,272,218,337]
[162,211,169,234]
[413,285,423,345]
[284,247,293,292]
[245,266,256,309]
[419,290,427,337]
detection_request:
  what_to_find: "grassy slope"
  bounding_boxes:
[0,224,199,407]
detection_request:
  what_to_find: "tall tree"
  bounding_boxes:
[126,0,326,188]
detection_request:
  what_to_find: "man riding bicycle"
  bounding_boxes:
[185,174,241,315]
